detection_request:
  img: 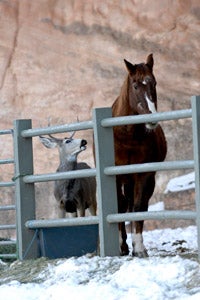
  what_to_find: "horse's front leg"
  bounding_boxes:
[117,177,129,255]
[132,173,155,258]
[119,222,129,255]
[132,220,148,258]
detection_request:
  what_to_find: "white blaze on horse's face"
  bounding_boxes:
[145,93,157,114]
[145,93,158,130]
[142,78,158,130]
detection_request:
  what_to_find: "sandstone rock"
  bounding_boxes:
[0,1,200,234]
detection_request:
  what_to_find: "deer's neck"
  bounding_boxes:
[58,154,77,172]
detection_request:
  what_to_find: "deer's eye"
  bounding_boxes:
[65,139,71,144]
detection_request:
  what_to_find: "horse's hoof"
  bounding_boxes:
[132,249,148,258]
[120,244,129,256]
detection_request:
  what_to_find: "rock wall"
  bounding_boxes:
[0,0,200,233]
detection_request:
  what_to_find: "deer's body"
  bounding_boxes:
[40,133,97,217]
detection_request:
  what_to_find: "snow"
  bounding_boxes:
[0,173,199,299]
[148,201,165,211]
[0,226,200,300]
[165,172,195,193]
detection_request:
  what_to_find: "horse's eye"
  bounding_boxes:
[133,83,138,90]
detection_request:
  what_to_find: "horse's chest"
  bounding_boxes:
[114,132,157,165]
[115,143,151,165]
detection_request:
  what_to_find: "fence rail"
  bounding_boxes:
[0,240,16,246]
[0,224,16,230]
[21,160,195,184]
[101,109,192,127]
[107,210,197,223]
[23,168,96,183]
[104,160,194,175]
[0,205,16,211]
[0,159,14,164]
[0,182,15,187]
[0,129,13,135]
[1,95,199,260]
[0,254,17,259]
[26,216,99,229]
[21,120,93,138]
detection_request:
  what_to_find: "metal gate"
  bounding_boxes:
[3,95,200,260]
[0,129,17,260]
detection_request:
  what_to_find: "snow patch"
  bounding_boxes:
[165,172,195,193]
[0,226,199,300]
[148,201,164,211]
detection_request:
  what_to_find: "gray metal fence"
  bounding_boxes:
[11,95,200,260]
[0,129,17,260]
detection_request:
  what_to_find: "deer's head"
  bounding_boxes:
[39,132,87,162]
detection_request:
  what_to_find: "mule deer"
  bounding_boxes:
[39,132,97,217]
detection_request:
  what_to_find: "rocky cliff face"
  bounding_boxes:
[0,1,200,227]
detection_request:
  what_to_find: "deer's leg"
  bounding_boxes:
[86,191,97,216]
[132,173,155,258]
[77,207,85,217]
[88,206,96,216]
[58,209,66,218]
[58,200,66,218]
[69,212,77,218]
[87,178,97,216]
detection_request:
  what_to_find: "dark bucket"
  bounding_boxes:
[38,225,99,259]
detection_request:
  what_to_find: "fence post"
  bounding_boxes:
[13,120,37,260]
[93,107,119,256]
[191,95,200,261]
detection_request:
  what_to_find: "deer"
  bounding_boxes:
[39,132,97,218]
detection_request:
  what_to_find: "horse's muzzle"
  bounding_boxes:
[146,122,158,130]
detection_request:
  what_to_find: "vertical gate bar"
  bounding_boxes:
[13,120,37,260]
[93,108,119,256]
[191,95,200,261]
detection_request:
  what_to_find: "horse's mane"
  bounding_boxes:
[112,76,129,116]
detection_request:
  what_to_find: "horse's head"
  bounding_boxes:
[124,54,157,130]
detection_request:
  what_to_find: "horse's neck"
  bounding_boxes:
[112,76,147,136]
[112,76,134,116]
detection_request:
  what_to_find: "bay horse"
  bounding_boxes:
[112,54,167,257]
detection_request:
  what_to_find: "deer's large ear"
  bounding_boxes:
[124,59,136,75]
[146,53,154,71]
[39,136,57,149]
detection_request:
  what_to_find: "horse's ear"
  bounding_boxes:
[124,59,136,75]
[146,53,154,71]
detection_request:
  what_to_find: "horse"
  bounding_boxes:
[112,54,167,257]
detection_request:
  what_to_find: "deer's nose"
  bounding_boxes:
[81,139,87,147]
